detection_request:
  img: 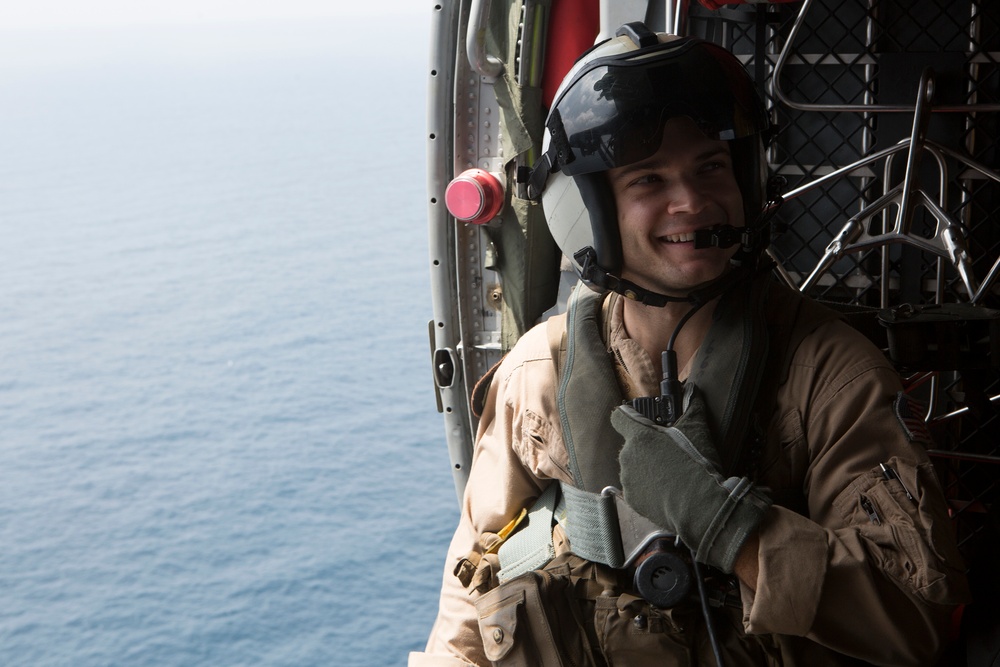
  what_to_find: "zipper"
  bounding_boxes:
[860,495,881,525]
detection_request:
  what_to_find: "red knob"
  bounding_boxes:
[445,169,504,224]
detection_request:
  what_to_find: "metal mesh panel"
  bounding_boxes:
[694,0,1000,305]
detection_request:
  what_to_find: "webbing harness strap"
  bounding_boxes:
[497,484,564,582]
[558,483,625,568]
[688,268,772,475]
[498,480,667,578]
[558,283,626,491]
[497,284,669,577]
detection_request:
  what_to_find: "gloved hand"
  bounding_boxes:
[612,389,772,574]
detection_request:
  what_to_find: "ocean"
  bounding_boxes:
[0,15,458,666]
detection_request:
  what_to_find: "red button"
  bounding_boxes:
[445,169,504,224]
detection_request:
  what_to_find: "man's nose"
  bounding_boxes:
[665,178,709,214]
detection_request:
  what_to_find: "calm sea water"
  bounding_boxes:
[0,16,458,666]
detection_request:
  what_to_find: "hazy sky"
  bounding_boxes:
[2,0,427,30]
[0,0,432,73]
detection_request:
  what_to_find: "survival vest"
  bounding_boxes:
[492,270,842,581]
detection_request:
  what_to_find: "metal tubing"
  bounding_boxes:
[928,391,1000,425]
[771,0,1000,113]
[666,0,690,36]
[926,449,1000,466]
[429,0,475,500]
[467,0,504,79]
[896,69,935,245]
[973,256,1000,304]
[780,143,911,202]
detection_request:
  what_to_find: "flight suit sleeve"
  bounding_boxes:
[740,320,970,666]
[409,326,571,666]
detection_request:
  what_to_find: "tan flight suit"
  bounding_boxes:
[410,285,970,667]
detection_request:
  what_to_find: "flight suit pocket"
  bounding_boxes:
[514,409,571,481]
[836,459,968,605]
[476,585,522,663]
[474,570,590,667]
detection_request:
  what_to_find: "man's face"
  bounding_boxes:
[607,116,746,297]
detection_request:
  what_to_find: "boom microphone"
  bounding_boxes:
[693,225,744,249]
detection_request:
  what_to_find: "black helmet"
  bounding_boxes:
[530,24,773,303]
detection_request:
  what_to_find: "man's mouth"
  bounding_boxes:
[660,231,697,243]
[658,225,721,244]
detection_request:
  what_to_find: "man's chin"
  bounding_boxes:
[630,263,734,298]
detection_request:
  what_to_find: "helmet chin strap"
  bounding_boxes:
[574,246,758,308]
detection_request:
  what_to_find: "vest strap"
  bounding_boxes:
[558,483,625,568]
[497,484,563,582]
[498,481,675,575]
[558,283,625,491]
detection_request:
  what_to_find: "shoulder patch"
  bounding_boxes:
[894,392,933,446]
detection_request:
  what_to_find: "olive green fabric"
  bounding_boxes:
[484,194,561,350]
[557,283,624,491]
[481,0,560,350]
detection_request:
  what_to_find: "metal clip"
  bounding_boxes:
[880,463,916,503]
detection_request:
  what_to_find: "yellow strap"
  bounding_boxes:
[484,508,528,555]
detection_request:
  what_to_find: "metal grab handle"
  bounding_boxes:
[772,0,1000,113]
[467,0,504,79]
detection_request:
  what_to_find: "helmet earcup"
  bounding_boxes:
[540,168,592,274]
[574,172,622,277]
[729,135,767,225]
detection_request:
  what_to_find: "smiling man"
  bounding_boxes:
[610,118,744,295]
[411,24,969,667]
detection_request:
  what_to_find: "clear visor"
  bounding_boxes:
[550,40,766,177]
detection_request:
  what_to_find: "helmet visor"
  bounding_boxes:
[550,40,767,177]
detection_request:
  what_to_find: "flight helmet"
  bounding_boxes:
[529,24,773,304]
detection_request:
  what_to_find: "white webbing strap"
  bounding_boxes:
[497,484,563,583]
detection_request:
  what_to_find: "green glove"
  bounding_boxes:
[612,390,772,574]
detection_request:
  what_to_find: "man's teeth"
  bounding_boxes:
[663,231,696,243]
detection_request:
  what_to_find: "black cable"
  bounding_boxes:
[657,300,706,425]
[665,305,727,667]
[691,552,726,667]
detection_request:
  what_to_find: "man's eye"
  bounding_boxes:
[702,159,732,174]
[631,174,659,186]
